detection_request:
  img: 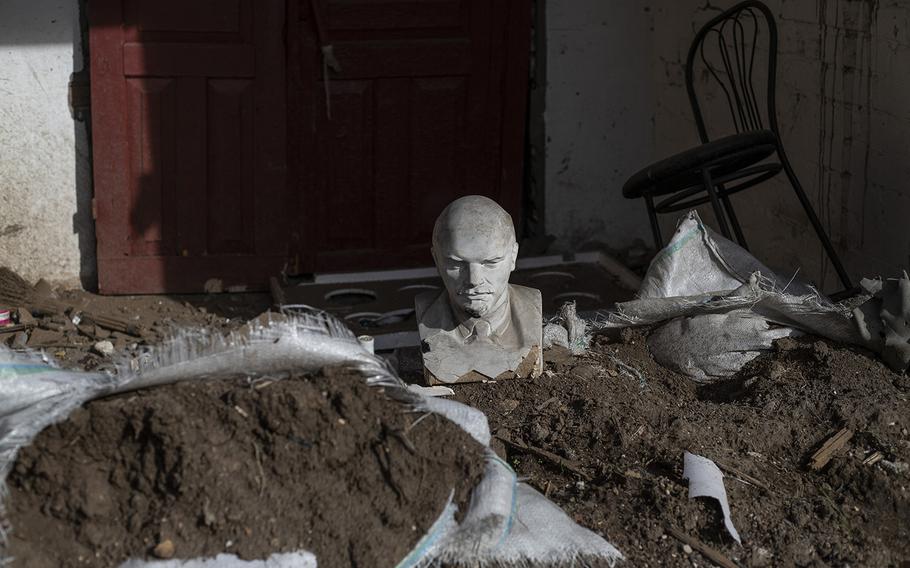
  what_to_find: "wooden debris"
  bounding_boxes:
[496,435,592,481]
[666,526,738,568]
[862,451,884,466]
[714,460,771,493]
[86,313,144,337]
[809,428,853,471]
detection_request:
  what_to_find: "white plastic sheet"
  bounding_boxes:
[683,452,740,544]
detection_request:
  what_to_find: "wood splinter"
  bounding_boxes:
[496,435,592,481]
[666,526,738,568]
[809,428,853,471]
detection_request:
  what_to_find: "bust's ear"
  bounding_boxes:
[509,241,519,270]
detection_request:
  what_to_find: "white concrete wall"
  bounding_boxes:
[0,1,92,289]
[543,0,654,255]
[649,0,909,290]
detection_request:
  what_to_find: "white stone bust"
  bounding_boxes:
[415,195,543,384]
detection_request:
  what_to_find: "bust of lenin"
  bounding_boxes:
[415,195,543,384]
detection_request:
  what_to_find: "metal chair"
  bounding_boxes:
[622,0,851,290]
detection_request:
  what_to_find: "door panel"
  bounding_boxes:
[90,0,287,293]
[293,0,529,273]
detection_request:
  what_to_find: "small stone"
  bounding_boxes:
[93,340,115,357]
[12,332,28,349]
[153,539,175,559]
[527,420,550,444]
[572,363,599,381]
[775,337,798,351]
[560,446,578,461]
[767,360,785,379]
[501,398,520,413]
[682,544,693,554]
[750,546,773,567]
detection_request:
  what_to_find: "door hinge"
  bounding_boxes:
[91,197,98,220]
[68,71,91,121]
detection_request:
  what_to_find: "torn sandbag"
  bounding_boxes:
[597,210,910,377]
[648,311,795,382]
[0,312,622,567]
[683,452,740,544]
[853,273,910,372]
[118,552,318,568]
[542,301,591,355]
[637,211,815,300]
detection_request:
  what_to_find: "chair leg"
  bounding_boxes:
[644,193,663,250]
[717,185,749,250]
[700,167,733,240]
[780,161,852,289]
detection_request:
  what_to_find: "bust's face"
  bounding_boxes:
[433,210,518,319]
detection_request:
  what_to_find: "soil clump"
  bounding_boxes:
[5,368,486,568]
[453,330,910,567]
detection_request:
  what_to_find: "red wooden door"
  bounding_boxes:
[90,0,288,293]
[289,0,530,273]
[90,0,529,292]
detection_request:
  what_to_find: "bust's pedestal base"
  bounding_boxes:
[423,345,541,385]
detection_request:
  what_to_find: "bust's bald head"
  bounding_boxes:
[432,195,516,252]
[431,196,518,318]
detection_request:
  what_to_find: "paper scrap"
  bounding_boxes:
[407,384,455,397]
[682,451,741,544]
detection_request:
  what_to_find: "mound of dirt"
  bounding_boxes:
[4,368,486,568]
[453,330,910,567]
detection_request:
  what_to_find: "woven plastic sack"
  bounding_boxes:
[596,211,899,379]
[0,312,622,567]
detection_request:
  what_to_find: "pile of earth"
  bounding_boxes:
[452,330,910,567]
[1,265,274,372]
[3,368,486,568]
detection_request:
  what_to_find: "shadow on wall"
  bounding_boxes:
[73,0,97,291]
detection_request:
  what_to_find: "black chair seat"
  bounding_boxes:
[622,130,778,199]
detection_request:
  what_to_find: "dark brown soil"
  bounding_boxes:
[4,368,486,568]
[453,330,910,567]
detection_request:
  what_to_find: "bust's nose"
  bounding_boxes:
[466,262,484,287]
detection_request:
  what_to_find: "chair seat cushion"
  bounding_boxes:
[623,130,778,198]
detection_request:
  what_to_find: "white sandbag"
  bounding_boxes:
[426,455,624,567]
[637,211,814,299]
[414,396,491,447]
[595,210,902,379]
[852,273,910,372]
[0,311,622,567]
[648,311,795,382]
[118,552,318,568]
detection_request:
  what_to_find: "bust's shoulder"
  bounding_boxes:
[508,283,542,304]
[414,289,443,320]
[415,289,454,331]
[508,284,542,324]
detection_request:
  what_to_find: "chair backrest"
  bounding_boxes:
[685,1,779,143]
